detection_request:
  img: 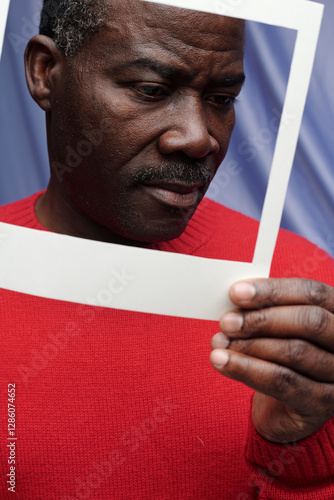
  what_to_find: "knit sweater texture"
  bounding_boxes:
[1,192,334,500]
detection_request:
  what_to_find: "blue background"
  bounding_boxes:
[0,0,333,257]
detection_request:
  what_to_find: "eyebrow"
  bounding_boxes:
[119,57,184,79]
[115,57,246,87]
[216,74,246,87]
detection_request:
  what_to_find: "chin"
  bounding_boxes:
[136,226,188,245]
[119,218,190,245]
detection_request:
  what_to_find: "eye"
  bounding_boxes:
[131,84,170,100]
[207,95,238,109]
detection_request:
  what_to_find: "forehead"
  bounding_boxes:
[96,0,245,69]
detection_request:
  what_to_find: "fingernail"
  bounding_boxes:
[231,282,256,302]
[210,349,229,369]
[211,332,230,349]
[221,312,243,333]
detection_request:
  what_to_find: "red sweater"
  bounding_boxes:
[1,192,334,500]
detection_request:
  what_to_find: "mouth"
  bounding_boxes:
[142,182,205,209]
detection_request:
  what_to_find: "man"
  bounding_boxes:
[0,0,333,498]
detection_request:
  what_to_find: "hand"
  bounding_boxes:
[210,278,334,443]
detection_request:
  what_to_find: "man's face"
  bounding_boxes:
[48,0,245,244]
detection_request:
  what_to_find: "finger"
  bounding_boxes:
[229,279,334,312]
[210,348,334,419]
[211,332,230,350]
[220,305,334,351]
[227,337,334,383]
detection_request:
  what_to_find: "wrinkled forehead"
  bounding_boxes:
[104,0,245,51]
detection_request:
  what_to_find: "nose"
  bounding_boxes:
[158,97,220,158]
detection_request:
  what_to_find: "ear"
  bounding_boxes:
[25,35,64,112]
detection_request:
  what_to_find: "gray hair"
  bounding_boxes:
[39,0,108,58]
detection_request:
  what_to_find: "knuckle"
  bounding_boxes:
[230,339,255,354]
[260,281,281,308]
[286,339,311,364]
[316,351,334,374]
[271,366,297,394]
[300,306,329,334]
[260,278,294,308]
[304,280,328,307]
[243,310,268,333]
[318,386,334,418]
[228,339,244,352]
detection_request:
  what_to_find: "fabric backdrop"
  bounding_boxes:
[0,0,333,258]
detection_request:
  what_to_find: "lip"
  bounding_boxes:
[142,182,203,209]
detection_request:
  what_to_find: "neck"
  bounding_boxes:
[35,180,149,247]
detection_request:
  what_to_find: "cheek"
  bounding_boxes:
[215,110,236,157]
[226,111,237,143]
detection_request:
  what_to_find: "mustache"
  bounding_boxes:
[134,161,213,186]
